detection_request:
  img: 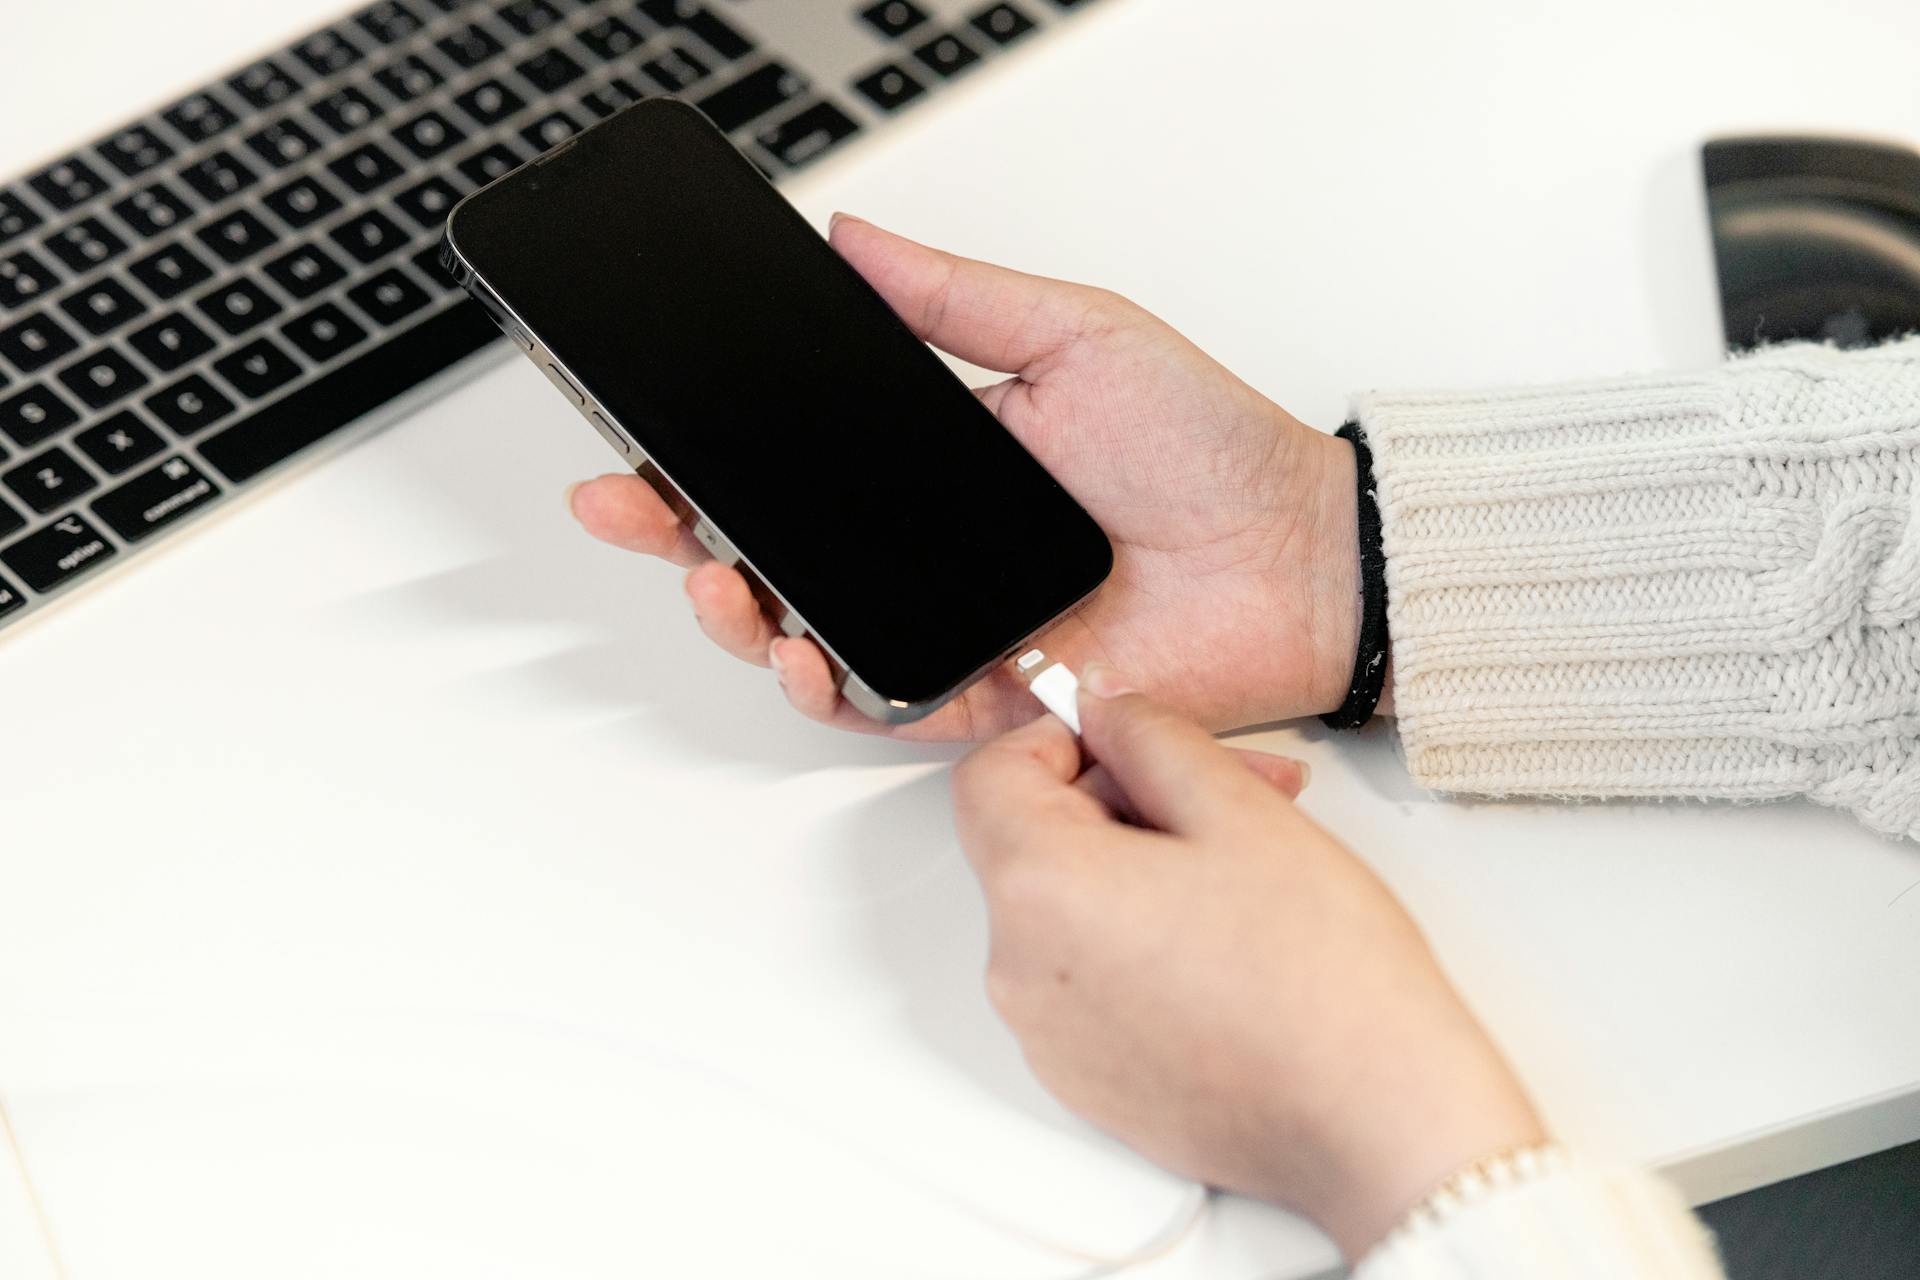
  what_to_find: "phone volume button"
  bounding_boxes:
[588,409,633,458]
[544,362,585,405]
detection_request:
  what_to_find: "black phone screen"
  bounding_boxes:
[447,100,1111,710]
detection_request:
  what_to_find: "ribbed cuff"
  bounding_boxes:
[1355,1158,1723,1280]
[1353,338,1920,841]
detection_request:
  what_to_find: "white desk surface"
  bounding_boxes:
[4,1,1920,1276]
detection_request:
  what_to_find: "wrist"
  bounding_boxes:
[1308,1024,1546,1258]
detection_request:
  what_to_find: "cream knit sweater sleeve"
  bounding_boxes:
[1354,1154,1724,1280]
[1353,337,1920,841]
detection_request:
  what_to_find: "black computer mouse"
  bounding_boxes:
[1705,135,1920,350]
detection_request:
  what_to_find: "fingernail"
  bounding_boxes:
[1294,760,1313,789]
[1080,662,1137,699]
[768,639,788,681]
[828,211,864,235]
[563,480,584,516]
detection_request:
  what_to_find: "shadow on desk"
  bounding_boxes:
[825,765,1093,1142]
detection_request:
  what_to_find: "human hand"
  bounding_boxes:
[568,216,1365,740]
[950,667,1543,1258]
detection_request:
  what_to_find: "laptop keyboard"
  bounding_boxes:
[0,0,1101,634]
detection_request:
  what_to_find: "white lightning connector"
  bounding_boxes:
[1015,648,1080,735]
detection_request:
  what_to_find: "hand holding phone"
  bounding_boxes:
[565,214,1371,740]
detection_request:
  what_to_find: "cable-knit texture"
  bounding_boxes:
[1355,1159,1723,1280]
[1354,337,1920,841]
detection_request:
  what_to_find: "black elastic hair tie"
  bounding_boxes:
[1320,422,1389,730]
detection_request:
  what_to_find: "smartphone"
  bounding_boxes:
[441,99,1111,724]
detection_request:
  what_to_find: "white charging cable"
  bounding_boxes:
[1016,649,1083,734]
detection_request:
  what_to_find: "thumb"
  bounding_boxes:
[828,213,1111,376]
[1076,664,1282,835]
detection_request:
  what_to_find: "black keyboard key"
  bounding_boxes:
[643,43,711,92]
[127,243,215,301]
[356,1,426,44]
[262,176,344,230]
[111,182,194,239]
[263,243,349,300]
[246,118,324,169]
[0,383,80,447]
[28,158,108,213]
[0,192,42,246]
[4,445,97,514]
[606,76,648,104]
[127,312,217,372]
[394,111,466,161]
[229,60,302,110]
[162,92,240,143]
[56,347,148,411]
[0,251,59,309]
[330,210,407,264]
[347,268,430,326]
[696,63,802,132]
[640,0,746,57]
[329,142,408,195]
[144,373,236,436]
[522,111,582,154]
[295,28,364,77]
[60,279,147,336]
[454,79,525,127]
[45,217,129,272]
[283,302,368,362]
[197,209,280,264]
[913,31,981,78]
[458,143,525,187]
[683,9,754,60]
[437,23,504,69]
[757,101,861,168]
[577,16,643,61]
[853,63,926,112]
[181,151,259,203]
[0,511,116,593]
[517,47,586,93]
[373,54,444,103]
[312,85,383,135]
[576,88,624,120]
[411,244,460,291]
[75,409,166,474]
[498,0,563,35]
[970,2,1037,44]
[394,176,463,230]
[215,337,303,399]
[200,304,496,482]
[97,124,176,178]
[860,0,929,38]
[197,279,282,336]
[91,454,223,543]
[0,313,79,373]
[0,570,24,617]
